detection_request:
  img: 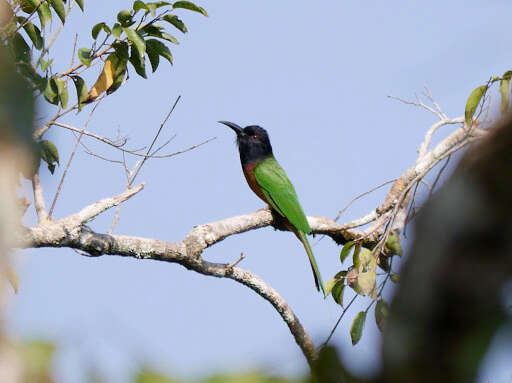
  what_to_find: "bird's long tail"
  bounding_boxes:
[297,230,326,296]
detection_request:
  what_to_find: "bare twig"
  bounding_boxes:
[48,96,105,217]
[129,95,181,184]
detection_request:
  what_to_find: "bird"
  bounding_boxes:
[219,121,325,296]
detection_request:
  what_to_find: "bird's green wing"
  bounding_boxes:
[253,156,311,234]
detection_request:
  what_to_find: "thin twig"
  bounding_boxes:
[225,253,246,273]
[129,95,181,184]
[48,96,105,217]
[321,293,358,347]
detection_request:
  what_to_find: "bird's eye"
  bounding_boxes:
[252,135,258,140]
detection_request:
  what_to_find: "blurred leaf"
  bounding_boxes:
[49,0,66,24]
[385,230,403,256]
[77,47,92,67]
[464,85,487,126]
[43,77,59,105]
[146,38,172,65]
[20,341,56,383]
[350,311,367,345]
[124,27,146,58]
[71,75,88,110]
[37,2,52,28]
[8,32,31,63]
[112,22,122,38]
[135,368,174,383]
[54,77,68,108]
[39,57,53,71]
[339,241,354,264]
[129,44,146,78]
[74,0,84,11]
[374,299,389,332]
[6,265,19,293]
[173,1,207,16]
[92,22,111,39]
[17,61,45,89]
[162,14,187,33]
[332,280,345,306]
[39,139,59,173]
[390,273,399,283]
[17,17,44,50]
[87,53,116,100]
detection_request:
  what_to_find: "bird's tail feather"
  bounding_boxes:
[297,231,326,296]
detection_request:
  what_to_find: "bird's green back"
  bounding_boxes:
[253,156,311,234]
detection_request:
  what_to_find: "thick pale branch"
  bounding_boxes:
[17,205,320,366]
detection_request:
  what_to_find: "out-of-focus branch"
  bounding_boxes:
[31,174,48,223]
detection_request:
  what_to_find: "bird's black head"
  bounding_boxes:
[219,121,273,166]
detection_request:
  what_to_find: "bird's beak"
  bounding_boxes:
[218,121,244,136]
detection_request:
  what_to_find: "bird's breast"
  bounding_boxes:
[242,162,267,203]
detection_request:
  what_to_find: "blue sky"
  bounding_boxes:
[8,1,512,382]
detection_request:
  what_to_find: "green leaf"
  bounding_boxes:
[355,248,376,297]
[39,139,59,173]
[74,0,84,11]
[332,281,345,306]
[17,62,45,89]
[54,78,68,108]
[43,77,59,105]
[49,0,65,24]
[350,311,367,345]
[39,57,52,71]
[324,278,337,297]
[374,299,389,332]
[113,41,129,60]
[106,57,127,95]
[352,244,362,269]
[146,38,172,65]
[112,23,122,38]
[385,230,403,256]
[92,22,111,39]
[36,2,52,28]
[162,14,187,33]
[339,241,354,264]
[129,44,146,78]
[77,47,92,67]
[173,1,207,16]
[464,85,487,126]
[124,27,146,58]
[133,1,148,13]
[17,17,44,50]
[145,42,160,72]
[117,9,135,27]
[71,75,88,111]
[9,32,31,63]
[390,273,399,283]
[19,0,38,13]
[499,71,512,113]
[160,32,179,44]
